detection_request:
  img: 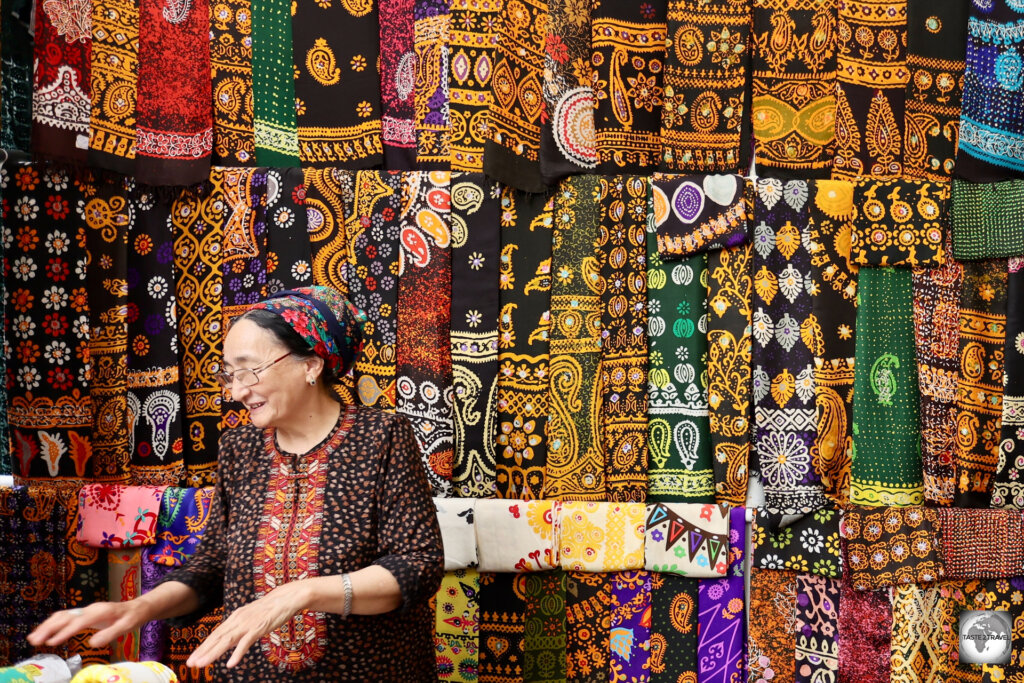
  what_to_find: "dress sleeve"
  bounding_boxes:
[371,414,444,611]
[156,430,238,625]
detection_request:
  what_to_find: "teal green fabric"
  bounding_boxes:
[251,0,300,165]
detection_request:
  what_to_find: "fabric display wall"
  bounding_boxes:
[2,0,1024,682]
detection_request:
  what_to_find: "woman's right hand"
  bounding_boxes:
[27,600,152,649]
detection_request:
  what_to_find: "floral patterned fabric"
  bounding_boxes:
[842,506,944,591]
[643,502,729,577]
[448,0,498,172]
[565,573,611,683]
[558,502,645,572]
[413,0,450,168]
[850,179,949,268]
[753,508,842,578]
[148,486,215,567]
[70,662,178,682]
[379,0,416,168]
[434,568,480,683]
[652,173,748,260]
[696,505,747,683]
[474,499,558,572]
[995,257,1024,507]
[523,570,566,683]
[794,574,840,683]
[76,484,165,548]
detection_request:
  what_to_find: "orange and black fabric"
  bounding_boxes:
[850,178,948,268]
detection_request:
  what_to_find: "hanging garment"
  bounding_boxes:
[0,157,7,476]
[652,173,748,260]
[87,0,137,172]
[565,573,612,683]
[936,508,1024,579]
[660,0,750,173]
[379,0,416,168]
[251,0,299,165]
[544,176,606,501]
[474,499,558,572]
[978,578,1024,683]
[413,0,450,168]
[649,573,698,683]
[609,571,653,682]
[747,568,798,683]
[851,267,924,506]
[842,506,943,591]
[434,568,480,683]
[210,0,255,165]
[643,502,729,577]
[696,505,747,683]
[751,0,837,176]
[523,571,566,683]
[851,179,949,268]
[434,498,478,570]
[76,485,165,547]
[448,0,499,172]
[752,509,842,579]
[1,0,34,152]
[950,179,1024,261]
[450,173,500,497]
[478,572,526,683]
[994,258,1024,507]
[558,502,646,572]
[794,574,840,683]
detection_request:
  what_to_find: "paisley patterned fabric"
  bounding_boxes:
[751,0,837,176]
[696,505,747,683]
[842,506,944,591]
[251,0,299,165]
[210,0,256,166]
[806,179,857,506]
[450,173,500,497]
[76,484,164,548]
[544,176,605,501]
[995,258,1024,508]
[598,176,650,502]
[950,179,1024,261]
[752,508,843,578]
[609,571,653,682]
[649,573,698,683]
[523,571,566,683]
[794,574,840,683]
[660,0,750,173]
[473,499,558,572]
[87,0,137,173]
[448,0,499,172]
[850,179,949,268]
[557,502,646,573]
[478,572,526,683]
[936,508,1024,579]
[851,267,924,506]
[652,172,749,260]
[148,486,216,567]
[379,0,416,169]
[591,0,666,175]
[643,502,729,577]
[953,259,1008,506]
[565,573,612,683]
[751,178,827,513]
[747,568,798,683]
[434,568,481,683]
[413,0,450,168]
[495,187,553,499]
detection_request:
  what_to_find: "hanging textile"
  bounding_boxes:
[609,571,653,682]
[0,158,8,475]
[565,573,612,683]
[31,0,90,164]
[706,240,752,506]
[591,0,667,175]
[747,568,798,683]
[696,505,747,683]
[950,179,1024,261]
[380,0,416,168]
[751,178,827,513]
[954,259,1008,506]
[660,0,749,173]
[264,168,312,293]
[646,238,713,502]
[414,0,450,168]
[450,173,500,497]
[752,509,843,579]
[523,571,566,683]
[474,499,558,572]
[851,267,924,506]
[598,176,650,502]
[57,486,111,664]
[995,258,1024,507]
[292,0,383,167]
[435,498,478,569]
[806,179,857,506]
[482,0,547,192]
[644,502,729,577]
[173,183,223,487]
[794,574,840,683]
[903,0,967,181]
[134,0,212,186]
[927,580,985,683]
[538,0,596,184]
[128,192,185,486]
[750,0,837,176]
[448,0,499,172]
[5,165,93,482]
[911,237,962,506]
[0,487,66,666]
[149,486,216,566]
[649,573,698,683]
[1,0,33,152]
[87,0,136,172]
[936,508,1024,579]
[558,502,646,572]
[478,572,526,683]
[75,484,164,547]
[396,171,454,496]
[346,171,402,411]
[107,548,142,661]
[833,0,908,179]
[957,0,1024,181]
[435,568,481,683]
[495,187,553,499]
[837,574,891,683]
[652,173,748,260]
[210,0,255,165]
[82,172,132,483]
[544,176,605,500]
[979,578,1024,683]
[850,179,949,268]
[842,506,944,591]
[889,584,945,683]
[250,0,299,165]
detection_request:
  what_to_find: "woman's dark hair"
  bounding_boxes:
[232,308,340,385]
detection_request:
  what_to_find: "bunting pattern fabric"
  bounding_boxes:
[414,0,450,168]
[850,178,949,268]
[565,573,612,683]
[649,573,698,683]
[609,571,653,682]
[210,0,256,165]
[448,0,499,172]
[697,505,747,683]
[251,0,299,165]
[644,502,729,577]
[379,0,416,168]
[434,568,481,682]
[450,174,500,497]
[995,258,1024,508]
[523,571,566,683]
[88,0,137,173]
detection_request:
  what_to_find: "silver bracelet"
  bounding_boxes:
[341,572,353,619]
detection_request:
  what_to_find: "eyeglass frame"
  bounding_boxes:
[215,351,293,390]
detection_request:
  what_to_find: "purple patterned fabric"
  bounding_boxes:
[610,571,653,681]
[139,548,174,661]
[697,505,746,683]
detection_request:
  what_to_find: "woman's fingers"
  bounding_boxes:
[30,605,111,647]
[186,614,243,668]
[225,630,262,669]
[88,610,143,648]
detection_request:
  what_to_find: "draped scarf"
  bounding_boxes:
[544,176,605,500]
[413,0,450,168]
[610,571,652,682]
[751,178,827,513]
[851,267,924,506]
[251,0,299,165]
[479,572,527,683]
[591,0,666,175]
[751,0,837,176]
[87,0,136,173]
[794,574,840,683]
[696,505,747,683]
[649,573,698,682]
[210,0,256,165]
[450,173,500,497]
[661,0,750,173]
[448,0,500,172]
[565,573,612,683]
[1,0,33,152]
[994,258,1024,507]
[598,176,649,502]
[483,0,548,192]
[380,0,416,168]
[806,179,857,506]
[434,568,481,682]
[31,0,90,164]
[134,0,212,186]
[748,568,798,683]
[954,259,1008,506]
[951,179,1024,261]
[523,571,566,683]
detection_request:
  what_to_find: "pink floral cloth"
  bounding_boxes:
[76,485,166,548]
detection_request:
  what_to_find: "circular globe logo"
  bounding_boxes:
[959,610,1013,665]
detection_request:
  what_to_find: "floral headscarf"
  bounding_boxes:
[248,286,367,379]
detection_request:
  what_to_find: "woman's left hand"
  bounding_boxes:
[185,581,312,669]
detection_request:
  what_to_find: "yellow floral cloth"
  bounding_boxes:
[71,662,178,683]
[474,499,558,572]
[558,502,646,572]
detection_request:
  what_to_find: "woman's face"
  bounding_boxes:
[222,318,310,429]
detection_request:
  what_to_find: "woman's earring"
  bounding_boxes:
[308,378,316,386]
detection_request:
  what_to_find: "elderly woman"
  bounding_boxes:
[30,286,444,681]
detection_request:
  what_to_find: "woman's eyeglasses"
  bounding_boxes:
[215,352,292,389]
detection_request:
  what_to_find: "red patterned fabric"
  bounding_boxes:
[379,0,417,168]
[32,0,91,163]
[936,508,1024,579]
[135,0,212,185]
[838,576,891,683]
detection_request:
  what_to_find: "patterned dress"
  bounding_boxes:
[161,404,444,682]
